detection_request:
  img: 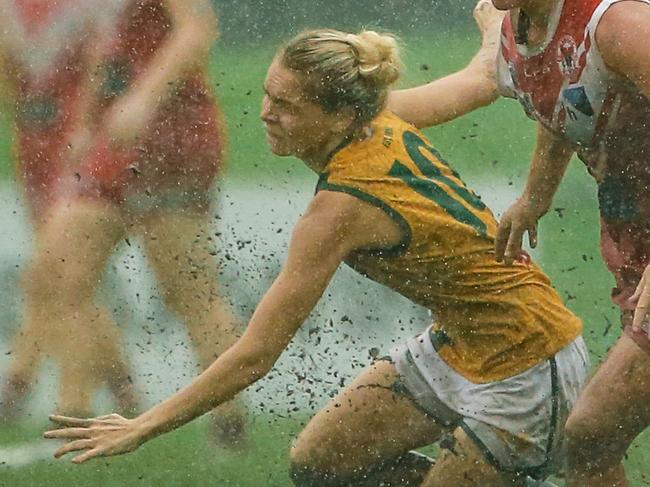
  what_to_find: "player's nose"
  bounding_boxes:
[260,96,275,123]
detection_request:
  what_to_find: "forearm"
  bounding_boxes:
[134,340,266,442]
[125,21,215,111]
[133,265,334,443]
[520,124,574,214]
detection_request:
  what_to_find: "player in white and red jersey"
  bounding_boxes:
[0,0,139,422]
[384,0,650,483]
[490,0,650,484]
[2,0,247,447]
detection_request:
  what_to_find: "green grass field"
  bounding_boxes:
[1,28,649,486]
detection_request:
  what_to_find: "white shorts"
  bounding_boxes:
[389,327,589,478]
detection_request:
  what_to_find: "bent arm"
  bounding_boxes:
[494,123,575,263]
[596,1,650,331]
[387,0,503,128]
[119,0,216,110]
[125,0,217,106]
[387,59,499,128]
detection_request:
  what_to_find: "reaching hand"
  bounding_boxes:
[495,198,544,265]
[44,413,145,464]
[629,264,650,338]
[473,0,505,49]
[472,0,506,83]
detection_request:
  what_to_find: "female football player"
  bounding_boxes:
[46,28,588,486]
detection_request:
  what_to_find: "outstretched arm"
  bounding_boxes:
[44,190,399,463]
[387,0,504,128]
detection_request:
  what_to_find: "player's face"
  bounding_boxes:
[261,59,343,159]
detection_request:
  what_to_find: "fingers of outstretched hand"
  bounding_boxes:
[54,439,94,459]
[44,427,93,440]
[72,448,103,464]
[49,415,93,428]
[91,414,126,426]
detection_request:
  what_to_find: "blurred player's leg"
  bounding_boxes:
[58,305,138,417]
[290,359,443,486]
[0,321,42,422]
[141,209,247,447]
[12,200,137,417]
[564,333,650,487]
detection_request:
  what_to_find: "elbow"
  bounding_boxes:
[236,344,279,385]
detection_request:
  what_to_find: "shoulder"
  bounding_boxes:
[595,0,650,76]
[305,189,366,221]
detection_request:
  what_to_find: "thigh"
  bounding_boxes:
[25,199,125,353]
[292,359,448,476]
[139,209,220,304]
[566,333,650,458]
[33,198,124,286]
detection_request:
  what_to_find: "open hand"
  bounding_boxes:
[472,0,506,82]
[473,0,506,49]
[44,413,145,464]
[495,198,543,265]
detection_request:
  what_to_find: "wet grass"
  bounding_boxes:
[0,416,303,487]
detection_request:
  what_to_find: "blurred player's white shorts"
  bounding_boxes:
[389,327,589,479]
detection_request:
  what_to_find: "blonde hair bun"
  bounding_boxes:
[347,30,401,88]
[281,28,403,123]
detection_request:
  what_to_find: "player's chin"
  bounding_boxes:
[266,134,291,156]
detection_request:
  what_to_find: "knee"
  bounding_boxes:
[288,440,316,486]
[564,408,625,469]
[564,408,597,449]
[289,440,346,487]
[23,254,91,304]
